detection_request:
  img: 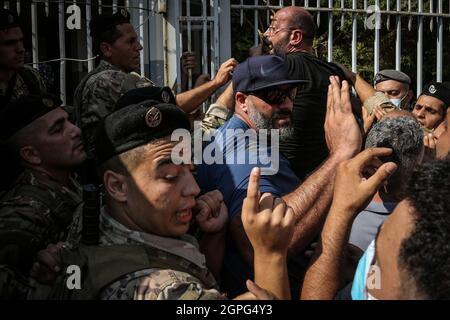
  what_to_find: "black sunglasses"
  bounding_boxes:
[248,87,297,105]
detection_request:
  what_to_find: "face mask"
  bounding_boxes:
[390,93,408,109]
[351,240,376,300]
[389,98,402,109]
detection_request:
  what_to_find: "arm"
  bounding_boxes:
[241,167,294,300]
[301,148,397,300]
[201,83,234,135]
[176,58,238,113]
[283,77,362,255]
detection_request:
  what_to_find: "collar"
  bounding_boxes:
[99,208,208,269]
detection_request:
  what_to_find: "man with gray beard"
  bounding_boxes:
[197,55,362,298]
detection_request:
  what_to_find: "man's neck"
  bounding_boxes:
[234,111,255,130]
[28,166,72,187]
[105,201,145,234]
[288,46,314,55]
[372,189,400,203]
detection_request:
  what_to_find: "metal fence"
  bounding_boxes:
[2,0,449,103]
[224,0,450,96]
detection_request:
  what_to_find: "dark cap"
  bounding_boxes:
[421,81,450,108]
[115,86,176,110]
[0,8,20,30]
[0,94,62,140]
[374,69,411,85]
[232,55,307,93]
[89,9,130,38]
[95,101,191,165]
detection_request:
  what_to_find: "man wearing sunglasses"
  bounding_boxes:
[197,55,362,298]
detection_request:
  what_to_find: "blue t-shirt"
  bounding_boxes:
[196,115,303,298]
[197,115,300,218]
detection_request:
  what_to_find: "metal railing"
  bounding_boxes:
[2,0,449,103]
[227,0,450,96]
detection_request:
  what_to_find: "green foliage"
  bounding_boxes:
[230,0,450,91]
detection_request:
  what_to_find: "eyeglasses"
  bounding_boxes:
[249,87,297,105]
[265,25,295,36]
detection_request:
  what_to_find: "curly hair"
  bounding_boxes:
[398,158,450,299]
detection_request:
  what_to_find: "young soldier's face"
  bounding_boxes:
[412,95,446,131]
[0,27,25,70]
[124,139,200,237]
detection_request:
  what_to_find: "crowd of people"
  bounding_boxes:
[0,6,449,300]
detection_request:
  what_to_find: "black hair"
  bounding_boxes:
[399,158,450,299]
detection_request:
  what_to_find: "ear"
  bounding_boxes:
[235,92,249,113]
[19,146,41,166]
[100,42,113,58]
[290,29,303,47]
[104,170,128,203]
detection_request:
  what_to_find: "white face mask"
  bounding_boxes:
[389,93,408,109]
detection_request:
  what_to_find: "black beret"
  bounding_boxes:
[0,9,20,30]
[89,9,130,38]
[115,86,176,110]
[95,101,191,165]
[421,81,450,108]
[0,94,62,140]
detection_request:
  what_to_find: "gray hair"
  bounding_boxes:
[365,116,424,195]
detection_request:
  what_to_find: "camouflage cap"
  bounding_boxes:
[421,81,450,108]
[115,86,176,110]
[95,101,190,164]
[0,9,20,31]
[89,9,131,38]
[0,93,62,140]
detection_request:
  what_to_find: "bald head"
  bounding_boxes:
[277,6,316,46]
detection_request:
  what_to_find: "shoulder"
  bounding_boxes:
[22,65,42,78]
[132,269,224,300]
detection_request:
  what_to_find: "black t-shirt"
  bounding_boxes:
[280,52,346,179]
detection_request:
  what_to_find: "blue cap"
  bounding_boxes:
[232,55,307,93]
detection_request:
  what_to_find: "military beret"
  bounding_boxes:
[0,94,62,140]
[421,81,450,108]
[374,69,411,85]
[89,9,130,38]
[95,101,191,165]
[0,9,20,30]
[116,86,176,110]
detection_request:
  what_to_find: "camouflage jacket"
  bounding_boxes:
[73,60,154,156]
[0,169,82,275]
[0,66,46,106]
[98,209,225,300]
[201,103,230,136]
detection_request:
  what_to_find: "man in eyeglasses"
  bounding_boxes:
[263,6,347,180]
[197,55,362,298]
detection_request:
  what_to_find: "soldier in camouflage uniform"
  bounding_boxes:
[0,94,85,292]
[32,92,289,300]
[0,9,46,107]
[73,9,237,158]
